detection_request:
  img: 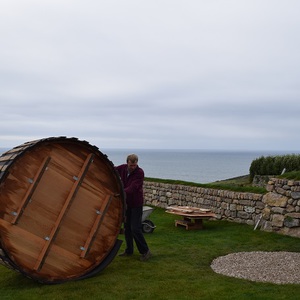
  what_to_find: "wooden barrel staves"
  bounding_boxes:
[0,137,125,284]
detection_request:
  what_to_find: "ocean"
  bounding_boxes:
[102,149,297,183]
[0,147,294,184]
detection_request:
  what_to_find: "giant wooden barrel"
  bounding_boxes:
[0,137,125,284]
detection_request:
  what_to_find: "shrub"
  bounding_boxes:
[249,154,300,181]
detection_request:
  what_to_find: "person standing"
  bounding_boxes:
[116,154,151,261]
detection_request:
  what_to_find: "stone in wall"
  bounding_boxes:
[246,219,255,226]
[262,207,271,219]
[252,175,271,187]
[255,201,265,210]
[271,207,286,214]
[237,211,249,219]
[166,192,172,198]
[279,226,300,238]
[229,203,236,211]
[263,192,288,207]
[285,212,300,219]
[239,200,251,206]
[271,214,284,227]
[266,184,274,192]
[291,191,300,200]
[286,204,296,213]
[284,217,300,228]
[244,206,255,213]
[275,187,287,195]
[261,220,273,232]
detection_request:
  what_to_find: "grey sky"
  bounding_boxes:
[1,0,300,150]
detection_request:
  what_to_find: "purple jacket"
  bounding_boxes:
[115,164,144,208]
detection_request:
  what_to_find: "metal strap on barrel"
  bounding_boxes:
[11,156,51,225]
[33,153,95,271]
[80,194,114,258]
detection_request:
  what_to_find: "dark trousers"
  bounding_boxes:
[124,206,149,255]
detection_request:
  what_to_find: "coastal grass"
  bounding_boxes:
[278,170,300,180]
[1,207,300,300]
[145,175,266,194]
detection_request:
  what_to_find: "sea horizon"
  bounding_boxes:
[1,147,298,184]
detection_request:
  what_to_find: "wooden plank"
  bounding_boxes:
[166,210,216,218]
[11,156,51,224]
[33,153,94,271]
[80,194,113,258]
[0,218,91,273]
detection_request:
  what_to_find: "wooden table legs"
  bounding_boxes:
[175,217,204,230]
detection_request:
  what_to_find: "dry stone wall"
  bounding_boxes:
[262,178,300,238]
[143,179,300,238]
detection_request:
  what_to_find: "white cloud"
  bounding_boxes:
[1,1,300,150]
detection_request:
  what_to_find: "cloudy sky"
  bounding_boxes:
[1,0,300,151]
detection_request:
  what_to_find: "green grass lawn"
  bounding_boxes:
[1,207,300,300]
[145,175,266,194]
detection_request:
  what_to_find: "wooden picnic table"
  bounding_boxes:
[165,206,216,230]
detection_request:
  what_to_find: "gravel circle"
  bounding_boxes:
[211,251,300,284]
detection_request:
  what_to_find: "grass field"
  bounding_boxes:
[145,174,267,194]
[1,207,300,300]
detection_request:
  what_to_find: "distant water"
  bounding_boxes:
[103,149,298,183]
[1,147,298,184]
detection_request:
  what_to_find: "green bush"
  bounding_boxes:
[249,154,300,181]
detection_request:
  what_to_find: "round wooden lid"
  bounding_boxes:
[0,137,125,283]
